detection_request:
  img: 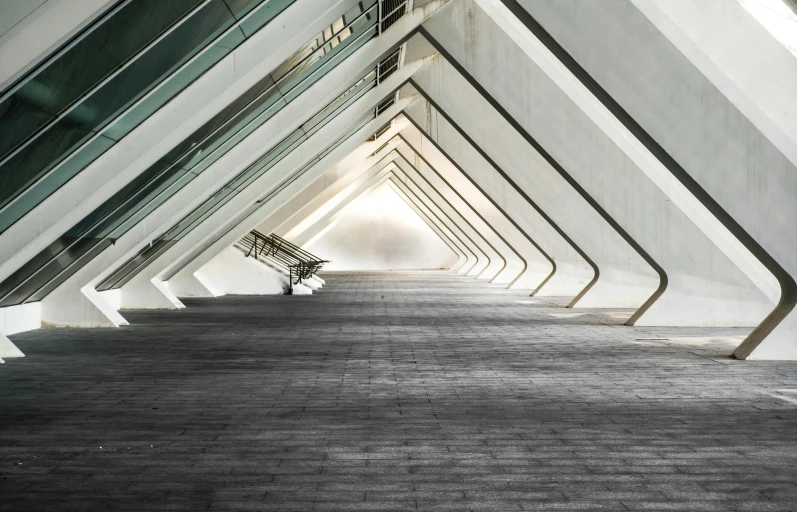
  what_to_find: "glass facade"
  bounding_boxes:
[0,1,380,307]
[0,0,297,234]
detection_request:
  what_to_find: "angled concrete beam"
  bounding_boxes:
[400,110,582,295]
[396,136,547,290]
[421,0,775,328]
[393,151,495,278]
[277,150,403,244]
[383,179,470,273]
[510,0,797,358]
[34,20,430,326]
[310,169,466,271]
[135,97,415,309]
[168,139,405,297]
[289,160,402,247]
[404,53,658,308]
[293,161,471,272]
[0,333,24,359]
[395,144,512,282]
[165,122,414,297]
[386,170,479,274]
[0,0,360,284]
[385,162,482,275]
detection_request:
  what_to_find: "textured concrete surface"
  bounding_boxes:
[1,271,797,511]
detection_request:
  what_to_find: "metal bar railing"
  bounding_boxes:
[238,230,327,293]
[378,0,408,33]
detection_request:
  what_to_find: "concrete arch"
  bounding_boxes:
[508,0,797,358]
[404,53,659,310]
[401,102,594,300]
[395,139,544,289]
[392,151,500,279]
[287,160,473,273]
[420,1,776,331]
[274,152,478,275]
[397,129,552,292]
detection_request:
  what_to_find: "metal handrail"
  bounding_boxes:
[239,230,327,293]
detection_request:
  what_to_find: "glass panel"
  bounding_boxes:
[109,173,200,239]
[101,43,236,142]
[224,0,262,18]
[0,123,98,210]
[0,1,232,215]
[0,0,378,305]
[74,1,237,137]
[0,135,117,234]
[276,4,378,95]
[282,25,378,104]
[0,0,202,159]
[239,0,296,36]
[25,240,114,303]
[0,237,113,307]
[0,0,294,236]
[96,239,177,291]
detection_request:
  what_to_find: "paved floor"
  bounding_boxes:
[2,271,797,511]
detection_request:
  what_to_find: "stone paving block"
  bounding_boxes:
[0,271,796,511]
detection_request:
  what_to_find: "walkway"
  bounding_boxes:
[1,271,797,511]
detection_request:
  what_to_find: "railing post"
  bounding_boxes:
[378,0,383,35]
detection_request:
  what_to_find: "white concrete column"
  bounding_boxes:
[392,152,494,278]
[404,53,658,308]
[384,179,469,272]
[399,114,572,293]
[388,164,482,275]
[195,248,289,296]
[294,163,470,272]
[35,49,427,322]
[167,123,414,294]
[421,0,775,328]
[396,135,534,287]
[128,96,414,309]
[0,0,360,285]
[515,0,797,358]
[0,334,24,359]
[404,70,598,299]
[395,143,513,281]
[290,161,402,247]
[276,151,402,243]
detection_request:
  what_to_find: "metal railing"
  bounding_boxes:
[377,47,402,84]
[238,230,327,293]
[378,0,409,33]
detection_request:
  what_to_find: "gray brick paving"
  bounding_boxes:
[1,270,796,511]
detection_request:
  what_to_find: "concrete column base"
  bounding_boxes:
[0,334,24,359]
[41,286,128,328]
[168,273,218,298]
[121,279,185,310]
[196,248,288,296]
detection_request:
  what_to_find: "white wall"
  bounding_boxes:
[196,248,287,296]
[305,186,457,270]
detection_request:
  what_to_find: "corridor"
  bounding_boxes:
[2,271,797,511]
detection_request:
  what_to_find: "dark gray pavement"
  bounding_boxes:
[1,271,797,511]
